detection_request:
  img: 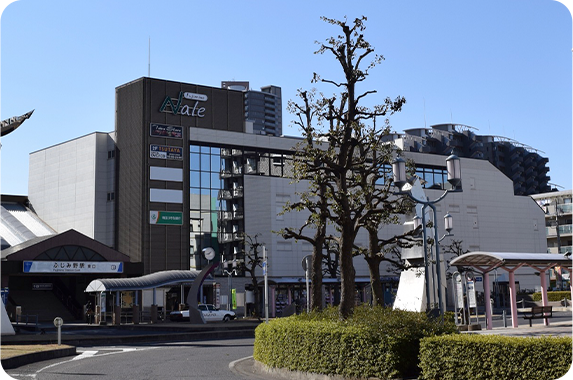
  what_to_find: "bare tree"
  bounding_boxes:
[284,16,407,319]
[237,233,264,320]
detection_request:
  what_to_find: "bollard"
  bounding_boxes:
[53,317,63,346]
[502,309,507,328]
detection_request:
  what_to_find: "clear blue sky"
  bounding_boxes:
[1,0,571,195]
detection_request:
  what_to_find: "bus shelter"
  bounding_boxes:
[450,251,572,330]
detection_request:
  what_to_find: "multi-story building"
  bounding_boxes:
[389,124,552,196]
[22,77,549,317]
[221,81,282,136]
[531,190,572,289]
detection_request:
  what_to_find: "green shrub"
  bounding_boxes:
[254,305,457,379]
[419,334,572,380]
[531,291,571,302]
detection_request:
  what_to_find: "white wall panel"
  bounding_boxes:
[150,189,183,203]
[150,167,183,182]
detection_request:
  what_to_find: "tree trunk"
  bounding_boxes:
[366,255,384,306]
[338,226,356,320]
[366,227,384,307]
[311,236,324,311]
[251,276,260,320]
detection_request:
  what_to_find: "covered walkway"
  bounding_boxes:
[450,251,572,330]
[85,270,202,325]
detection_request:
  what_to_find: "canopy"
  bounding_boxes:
[450,251,572,269]
[85,269,202,292]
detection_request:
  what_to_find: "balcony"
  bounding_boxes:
[547,246,573,254]
[218,210,244,221]
[218,232,243,243]
[546,224,573,236]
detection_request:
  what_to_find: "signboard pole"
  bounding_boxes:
[263,245,268,323]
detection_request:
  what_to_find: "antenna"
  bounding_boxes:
[148,37,151,77]
[423,98,426,129]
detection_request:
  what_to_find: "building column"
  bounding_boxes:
[113,291,121,326]
[508,269,519,328]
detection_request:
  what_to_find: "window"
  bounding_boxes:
[107,150,116,159]
[107,192,115,201]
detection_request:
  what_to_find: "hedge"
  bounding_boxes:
[531,291,571,302]
[254,305,457,379]
[419,334,572,380]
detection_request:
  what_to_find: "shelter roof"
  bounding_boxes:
[450,251,572,269]
[85,270,202,292]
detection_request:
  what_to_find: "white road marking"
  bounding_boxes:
[71,350,98,360]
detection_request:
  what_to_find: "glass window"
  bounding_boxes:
[190,145,200,153]
[201,153,210,171]
[211,155,221,171]
[201,146,210,154]
[201,171,211,188]
[190,171,201,187]
[190,153,200,171]
[211,173,221,188]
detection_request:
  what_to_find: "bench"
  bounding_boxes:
[522,306,553,327]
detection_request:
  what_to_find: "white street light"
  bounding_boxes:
[392,157,407,189]
[446,154,462,188]
[444,213,453,233]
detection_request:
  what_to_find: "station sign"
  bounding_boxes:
[23,261,123,274]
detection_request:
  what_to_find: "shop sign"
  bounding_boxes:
[32,283,53,291]
[150,123,183,139]
[159,91,207,118]
[149,144,183,160]
[150,211,183,225]
[23,261,123,274]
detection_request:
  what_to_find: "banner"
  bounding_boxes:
[232,289,237,310]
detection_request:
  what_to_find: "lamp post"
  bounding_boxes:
[222,258,238,311]
[393,154,462,319]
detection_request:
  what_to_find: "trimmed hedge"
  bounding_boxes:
[419,334,572,380]
[254,305,457,379]
[531,291,571,302]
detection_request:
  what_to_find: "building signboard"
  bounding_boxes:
[150,211,183,225]
[23,261,123,274]
[149,144,183,160]
[159,91,207,118]
[150,123,183,139]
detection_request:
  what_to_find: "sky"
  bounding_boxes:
[0,0,571,195]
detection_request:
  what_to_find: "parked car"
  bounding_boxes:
[169,304,236,322]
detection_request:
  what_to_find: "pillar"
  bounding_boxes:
[133,291,139,324]
[508,270,518,328]
[539,270,550,326]
[483,272,492,330]
[113,291,121,326]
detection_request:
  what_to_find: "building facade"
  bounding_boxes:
[532,190,572,289]
[388,124,552,196]
[25,77,550,316]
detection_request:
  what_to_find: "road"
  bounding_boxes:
[4,337,256,380]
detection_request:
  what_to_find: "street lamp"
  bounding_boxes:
[392,154,462,319]
[222,257,238,311]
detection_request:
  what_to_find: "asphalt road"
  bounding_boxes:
[4,337,256,380]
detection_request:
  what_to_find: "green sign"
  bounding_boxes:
[232,289,237,310]
[150,211,183,225]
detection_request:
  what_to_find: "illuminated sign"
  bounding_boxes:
[150,123,183,139]
[159,91,207,118]
[150,144,183,160]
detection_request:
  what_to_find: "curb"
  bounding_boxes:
[1,346,77,370]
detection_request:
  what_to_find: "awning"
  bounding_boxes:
[450,251,572,269]
[85,269,202,292]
